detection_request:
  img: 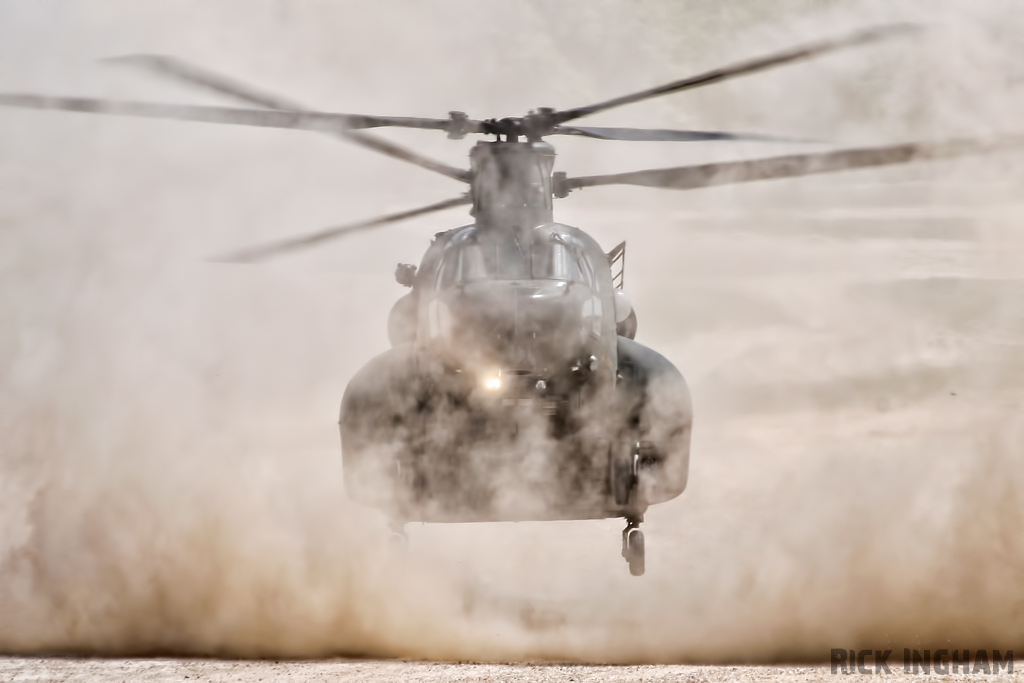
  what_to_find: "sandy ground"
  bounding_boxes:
[6,658,1022,683]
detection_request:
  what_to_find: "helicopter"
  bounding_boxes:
[0,24,1010,576]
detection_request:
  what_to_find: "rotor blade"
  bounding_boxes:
[0,93,467,135]
[553,24,918,124]
[564,138,1020,192]
[214,195,471,263]
[105,54,470,182]
[553,124,811,143]
[105,54,299,110]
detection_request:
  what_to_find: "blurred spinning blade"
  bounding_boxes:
[105,54,470,182]
[214,195,471,263]
[552,125,811,143]
[550,24,918,125]
[564,138,1022,192]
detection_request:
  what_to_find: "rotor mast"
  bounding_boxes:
[468,140,556,232]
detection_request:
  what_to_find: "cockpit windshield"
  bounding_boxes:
[437,237,591,288]
[530,241,586,281]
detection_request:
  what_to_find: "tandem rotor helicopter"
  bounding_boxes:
[0,24,1006,575]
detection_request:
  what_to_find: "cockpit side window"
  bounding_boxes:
[435,253,456,290]
[578,251,596,287]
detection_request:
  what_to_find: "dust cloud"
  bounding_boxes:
[2,0,1024,664]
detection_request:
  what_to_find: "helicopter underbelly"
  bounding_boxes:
[339,339,691,523]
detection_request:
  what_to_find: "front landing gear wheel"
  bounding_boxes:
[621,522,645,576]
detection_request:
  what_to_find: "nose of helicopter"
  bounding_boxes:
[445,279,588,372]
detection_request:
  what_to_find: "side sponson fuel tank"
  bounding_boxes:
[616,336,692,505]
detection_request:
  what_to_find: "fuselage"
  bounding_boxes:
[339,139,692,524]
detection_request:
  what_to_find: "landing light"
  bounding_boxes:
[485,377,501,390]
